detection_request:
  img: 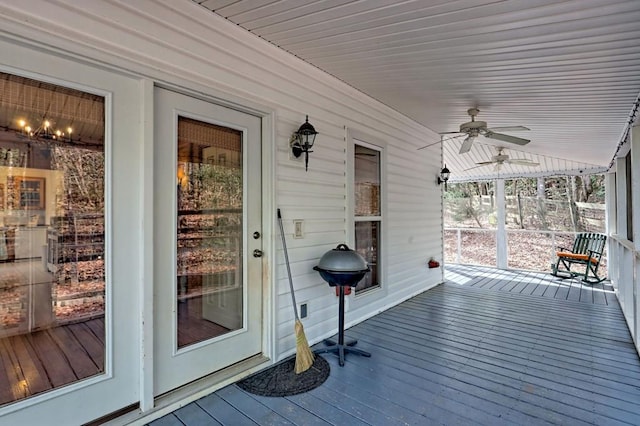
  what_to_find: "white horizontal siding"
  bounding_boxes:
[0,0,442,365]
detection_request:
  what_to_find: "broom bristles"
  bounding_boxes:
[294,320,315,374]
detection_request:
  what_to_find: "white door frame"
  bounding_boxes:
[0,38,141,425]
[138,82,276,414]
[153,87,263,396]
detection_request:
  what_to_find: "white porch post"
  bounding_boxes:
[615,156,628,240]
[632,124,640,248]
[496,179,507,269]
[631,124,640,353]
[605,172,616,237]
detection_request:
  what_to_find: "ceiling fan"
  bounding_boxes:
[442,108,531,154]
[468,147,540,171]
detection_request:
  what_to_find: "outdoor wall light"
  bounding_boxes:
[437,165,450,190]
[290,115,318,171]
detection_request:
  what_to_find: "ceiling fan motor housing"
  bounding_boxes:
[460,120,487,132]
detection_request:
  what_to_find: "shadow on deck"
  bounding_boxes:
[149,265,640,425]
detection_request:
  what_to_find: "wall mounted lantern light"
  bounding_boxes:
[290,115,318,171]
[437,165,450,190]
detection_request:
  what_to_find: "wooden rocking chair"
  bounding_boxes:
[551,232,607,284]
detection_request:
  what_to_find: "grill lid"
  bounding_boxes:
[316,244,368,272]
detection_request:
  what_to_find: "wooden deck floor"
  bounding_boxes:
[444,264,617,305]
[150,266,640,426]
[0,317,104,405]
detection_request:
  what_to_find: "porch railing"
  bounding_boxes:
[608,234,640,355]
[444,227,609,278]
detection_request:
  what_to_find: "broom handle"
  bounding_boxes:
[278,208,300,322]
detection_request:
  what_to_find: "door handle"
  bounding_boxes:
[253,249,263,258]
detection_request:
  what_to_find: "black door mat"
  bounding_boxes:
[237,355,329,397]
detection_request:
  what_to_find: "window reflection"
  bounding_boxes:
[0,72,105,405]
[176,117,244,348]
[354,144,382,293]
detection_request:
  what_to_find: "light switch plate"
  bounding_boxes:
[293,220,304,238]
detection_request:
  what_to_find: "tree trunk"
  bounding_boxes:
[580,176,593,202]
[537,177,545,199]
[536,177,549,230]
[517,194,524,229]
[566,176,580,231]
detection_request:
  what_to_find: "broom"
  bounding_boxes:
[277,208,315,374]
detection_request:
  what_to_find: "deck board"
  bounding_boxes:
[215,385,296,425]
[0,342,16,403]
[0,338,25,401]
[67,322,104,369]
[283,391,371,426]
[196,393,258,426]
[150,265,640,426]
[85,317,105,344]
[48,325,101,378]
[27,330,77,387]
[234,393,331,426]
[174,403,223,425]
[8,335,51,395]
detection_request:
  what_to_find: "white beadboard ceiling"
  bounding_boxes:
[194,0,640,182]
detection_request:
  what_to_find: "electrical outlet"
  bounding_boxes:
[300,303,308,318]
[293,220,304,238]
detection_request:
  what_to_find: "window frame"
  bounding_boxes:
[346,128,387,300]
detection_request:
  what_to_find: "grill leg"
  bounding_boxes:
[314,285,371,366]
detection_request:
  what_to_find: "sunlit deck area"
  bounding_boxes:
[149,265,640,426]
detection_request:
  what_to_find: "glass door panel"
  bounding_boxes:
[0,71,105,406]
[176,117,243,348]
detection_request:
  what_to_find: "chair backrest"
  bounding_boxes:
[572,233,606,257]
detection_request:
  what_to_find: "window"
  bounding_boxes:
[353,143,382,293]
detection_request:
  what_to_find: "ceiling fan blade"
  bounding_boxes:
[508,159,540,166]
[487,126,530,132]
[416,141,440,150]
[475,161,495,166]
[417,135,464,150]
[438,131,464,135]
[484,131,530,145]
[459,135,475,154]
[463,164,488,172]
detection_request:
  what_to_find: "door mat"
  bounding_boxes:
[237,355,329,397]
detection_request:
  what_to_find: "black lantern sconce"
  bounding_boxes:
[290,115,318,171]
[437,165,450,190]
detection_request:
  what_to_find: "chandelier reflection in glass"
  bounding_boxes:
[17,118,73,142]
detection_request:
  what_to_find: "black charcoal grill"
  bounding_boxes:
[313,244,371,366]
